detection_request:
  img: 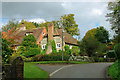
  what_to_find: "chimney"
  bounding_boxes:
[48,23,54,41]
[46,23,54,54]
[19,23,26,30]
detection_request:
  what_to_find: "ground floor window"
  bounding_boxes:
[56,43,60,48]
[42,44,46,49]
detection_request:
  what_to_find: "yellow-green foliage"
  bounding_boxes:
[18,20,36,29]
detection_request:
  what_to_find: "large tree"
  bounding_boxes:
[60,14,79,36]
[95,26,109,43]
[106,1,120,43]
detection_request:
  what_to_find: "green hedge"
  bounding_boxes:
[33,52,70,61]
[23,48,41,57]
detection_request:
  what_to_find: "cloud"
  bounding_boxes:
[2,2,114,39]
[29,18,46,23]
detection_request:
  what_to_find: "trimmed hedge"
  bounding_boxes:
[33,52,70,61]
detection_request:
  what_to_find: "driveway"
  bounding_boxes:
[37,63,113,78]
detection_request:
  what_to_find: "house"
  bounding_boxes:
[3,23,78,54]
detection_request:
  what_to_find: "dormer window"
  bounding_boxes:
[25,32,33,36]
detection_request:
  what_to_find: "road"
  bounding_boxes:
[37,63,113,78]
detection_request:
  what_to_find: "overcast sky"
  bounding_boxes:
[1,1,115,39]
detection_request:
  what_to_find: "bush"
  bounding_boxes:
[71,46,80,56]
[107,51,116,58]
[33,52,70,61]
[23,48,41,57]
[114,43,120,58]
[64,45,71,56]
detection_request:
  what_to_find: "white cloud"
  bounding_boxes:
[29,18,46,24]
[92,9,103,15]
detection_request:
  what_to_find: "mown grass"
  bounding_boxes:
[24,62,49,78]
[30,61,89,64]
[108,60,120,79]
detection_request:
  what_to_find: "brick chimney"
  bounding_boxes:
[48,23,54,41]
[46,23,54,54]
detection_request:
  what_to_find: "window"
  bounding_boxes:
[42,44,46,50]
[26,33,30,36]
[43,32,45,36]
[56,43,60,48]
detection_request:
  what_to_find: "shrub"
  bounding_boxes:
[71,46,80,56]
[64,45,71,56]
[114,43,120,58]
[51,40,57,53]
[107,51,116,58]
[23,48,41,57]
[33,52,70,61]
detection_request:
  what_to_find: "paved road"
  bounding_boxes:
[37,63,113,78]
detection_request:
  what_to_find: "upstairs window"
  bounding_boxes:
[25,32,33,36]
[56,43,60,48]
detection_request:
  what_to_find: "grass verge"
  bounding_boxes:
[24,62,49,78]
[108,60,120,79]
[30,61,89,64]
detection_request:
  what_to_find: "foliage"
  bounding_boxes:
[21,34,37,48]
[22,48,41,57]
[71,46,80,56]
[32,22,40,28]
[64,45,71,56]
[114,43,120,58]
[18,20,36,29]
[33,51,70,61]
[2,38,13,64]
[95,26,109,43]
[2,19,18,32]
[80,27,109,57]
[106,1,120,43]
[24,63,49,78]
[107,51,116,58]
[109,60,120,79]
[51,40,57,53]
[31,61,89,64]
[60,14,79,36]
[39,22,50,31]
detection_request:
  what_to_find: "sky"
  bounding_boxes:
[1,1,115,39]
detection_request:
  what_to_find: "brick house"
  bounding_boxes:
[3,23,78,54]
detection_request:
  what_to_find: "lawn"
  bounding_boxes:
[30,61,89,64]
[24,62,49,78]
[108,60,120,79]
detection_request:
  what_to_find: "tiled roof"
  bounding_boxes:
[14,27,44,44]
[55,28,78,45]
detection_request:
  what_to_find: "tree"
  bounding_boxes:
[95,26,109,43]
[60,14,79,36]
[2,38,13,64]
[106,1,120,43]
[18,20,36,29]
[21,34,37,48]
[80,27,109,57]
[2,19,18,32]
[32,22,40,28]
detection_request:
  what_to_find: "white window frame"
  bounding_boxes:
[42,44,46,50]
[56,43,60,48]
